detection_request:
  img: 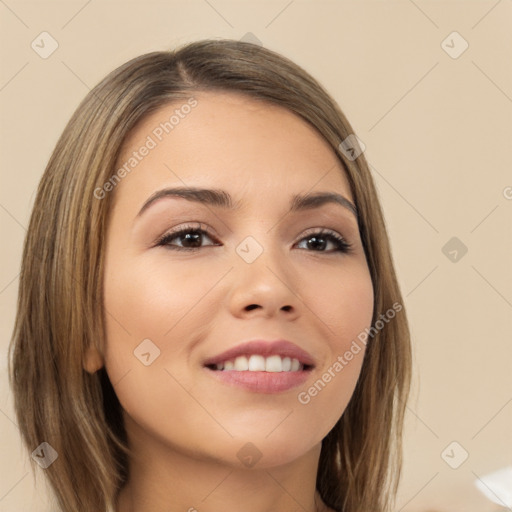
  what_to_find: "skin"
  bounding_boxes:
[85,90,374,512]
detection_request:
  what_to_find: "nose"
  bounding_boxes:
[226,243,301,321]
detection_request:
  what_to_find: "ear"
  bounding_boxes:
[83,344,104,374]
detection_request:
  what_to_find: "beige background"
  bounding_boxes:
[1,1,511,511]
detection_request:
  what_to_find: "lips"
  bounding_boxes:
[203,339,316,370]
[202,340,316,393]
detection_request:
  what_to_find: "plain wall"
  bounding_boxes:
[1,1,511,511]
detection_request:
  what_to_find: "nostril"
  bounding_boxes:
[245,304,260,311]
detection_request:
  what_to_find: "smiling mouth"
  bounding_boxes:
[205,354,314,373]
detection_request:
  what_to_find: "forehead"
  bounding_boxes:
[113,90,352,211]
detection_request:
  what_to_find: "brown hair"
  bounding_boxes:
[8,38,412,512]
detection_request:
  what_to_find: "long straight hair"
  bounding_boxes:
[9,38,412,512]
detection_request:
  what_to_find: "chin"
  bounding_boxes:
[205,432,321,470]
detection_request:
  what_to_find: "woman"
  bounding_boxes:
[9,39,412,512]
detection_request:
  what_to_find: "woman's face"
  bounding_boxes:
[96,91,374,468]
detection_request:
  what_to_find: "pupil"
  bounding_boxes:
[308,236,326,250]
[183,233,201,247]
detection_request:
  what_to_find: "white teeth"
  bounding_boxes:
[265,355,282,372]
[234,355,249,371]
[248,355,266,371]
[213,355,305,372]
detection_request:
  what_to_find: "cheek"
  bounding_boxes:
[103,257,222,344]
[306,260,374,347]
[107,261,188,324]
[297,263,373,422]
[101,258,202,386]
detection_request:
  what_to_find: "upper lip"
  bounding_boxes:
[203,339,316,368]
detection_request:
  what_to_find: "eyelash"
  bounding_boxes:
[154,223,353,254]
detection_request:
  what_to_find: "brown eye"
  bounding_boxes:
[296,230,352,254]
[156,225,219,251]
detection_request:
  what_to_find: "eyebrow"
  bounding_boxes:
[135,186,358,220]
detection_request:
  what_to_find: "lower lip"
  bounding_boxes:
[204,367,312,393]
